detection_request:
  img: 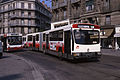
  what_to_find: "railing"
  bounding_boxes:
[101,6,111,13]
[10,15,37,19]
[105,21,111,25]
[0,7,35,13]
[71,0,80,4]
[9,23,37,27]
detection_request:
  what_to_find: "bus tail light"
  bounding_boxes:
[76,46,79,49]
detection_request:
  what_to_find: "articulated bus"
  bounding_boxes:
[0,33,23,51]
[25,23,101,59]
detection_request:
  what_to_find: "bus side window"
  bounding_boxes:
[25,37,26,41]
[36,34,39,41]
[50,30,63,41]
[28,35,32,41]
[58,30,63,41]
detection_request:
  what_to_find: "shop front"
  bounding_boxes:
[100,28,115,49]
[114,27,120,50]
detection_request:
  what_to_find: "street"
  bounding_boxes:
[4,49,120,80]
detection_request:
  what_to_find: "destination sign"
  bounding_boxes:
[78,25,94,28]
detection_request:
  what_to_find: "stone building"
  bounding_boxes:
[0,0,52,35]
[52,0,120,49]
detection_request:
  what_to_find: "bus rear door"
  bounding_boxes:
[64,30,71,59]
[33,36,35,50]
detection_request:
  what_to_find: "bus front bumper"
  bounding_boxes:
[72,52,102,59]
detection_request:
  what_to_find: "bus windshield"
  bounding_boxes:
[8,36,22,45]
[74,30,99,44]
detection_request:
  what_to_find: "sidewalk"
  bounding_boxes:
[0,53,34,80]
[101,49,120,57]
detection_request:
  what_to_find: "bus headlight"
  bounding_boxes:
[73,53,79,56]
[97,52,102,56]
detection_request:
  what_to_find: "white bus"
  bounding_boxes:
[0,33,23,51]
[26,23,101,60]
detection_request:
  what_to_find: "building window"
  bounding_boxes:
[56,0,58,6]
[21,2,24,8]
[28,27,31,33]
[28,3,31,9]
[8,4,10,10]
[28,20,31,26]
[86,0,94,11]
[56,13,58,20]
[8,13,10,18]
[64,10,66,19]
[106,15,111,25]
[21,11,24,16]
[21,19,24,25]
[104,0,109,7]
[13,12,15,16]
[0,7,1,11]
[3,6,5,11]
[21,28,24,34]
[28,12,31,17]
[13,3,15,9]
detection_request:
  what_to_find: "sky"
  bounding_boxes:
[40,0,52,8]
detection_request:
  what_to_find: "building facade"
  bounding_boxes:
[0,0,52,35]
[52,0,120,49]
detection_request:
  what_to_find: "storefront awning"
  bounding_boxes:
[114,33,120,37]
[100,29,114,38]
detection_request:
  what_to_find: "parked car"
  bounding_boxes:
[0,41,3,58]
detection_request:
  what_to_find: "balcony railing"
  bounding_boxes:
[72,13,80,19]
[105,21,111,25]
[71,0,81,4]
[0,7,35,13]
[9,23,37,27]
[10,15,37,19]
[101,6,111,13]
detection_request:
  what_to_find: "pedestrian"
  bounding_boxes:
[112,40,114,49]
